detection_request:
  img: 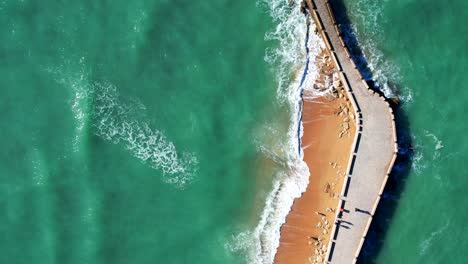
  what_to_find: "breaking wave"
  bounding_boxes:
[227,1,325,263]
[263,0,324,102]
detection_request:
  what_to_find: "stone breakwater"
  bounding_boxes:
[304,0,398,263]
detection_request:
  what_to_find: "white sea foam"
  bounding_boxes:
[228,164,309,263]
[90,82,198,187]
[302,24,327,99]
[411,150,426,175]
[418,219,450,256]
[70,70,90,153]
[424,131,444,151]
[49,66,198,188]
[424,130,444,162]
[262,0,324,102]
[227,1,326,263]
[30,148,46,186]
[410,131,444,175]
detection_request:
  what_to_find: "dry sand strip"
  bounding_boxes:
[274,48,357,264]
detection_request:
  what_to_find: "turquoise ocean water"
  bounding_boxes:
[1,0,466,263]
[0,1,282,263]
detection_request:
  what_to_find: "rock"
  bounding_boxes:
[300,6,306,15]
[322,245,327,251]
[391,97,401,105]
[344,117,350,122]
[322,229,328,235]
[343,122,350,130]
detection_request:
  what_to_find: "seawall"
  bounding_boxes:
[305,0,398,263]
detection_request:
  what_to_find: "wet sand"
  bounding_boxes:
[274,50,356,263]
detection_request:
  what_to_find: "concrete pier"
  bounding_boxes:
[305,0,398,263]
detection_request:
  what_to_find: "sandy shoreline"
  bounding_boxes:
[274,49,356,263]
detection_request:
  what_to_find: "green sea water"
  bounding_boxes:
[0,1,288,263]
[333,0,468,263]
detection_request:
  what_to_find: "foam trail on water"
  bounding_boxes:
[49,66,198,188]
[418,219,450,256]
[70,68,91,153]
[227,1,325,263]
[90,82,198,187]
